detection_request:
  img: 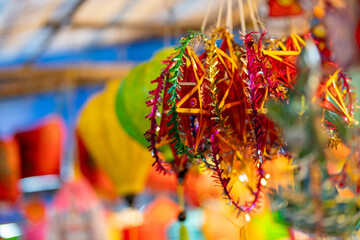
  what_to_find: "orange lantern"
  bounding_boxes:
[146,167,221,207]
[128,196,179,240]
[0,138,21,203]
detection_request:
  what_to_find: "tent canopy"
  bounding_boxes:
[0,0,251,66]
[0,0,254,97]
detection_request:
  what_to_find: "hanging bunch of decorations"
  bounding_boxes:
[268,39,359,237]
[144,0,359,237]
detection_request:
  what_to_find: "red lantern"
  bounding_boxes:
[15,116,64,178]
[268,0,302,17]
[0,138,21,203]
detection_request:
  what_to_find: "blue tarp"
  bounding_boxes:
[0,84,103,139]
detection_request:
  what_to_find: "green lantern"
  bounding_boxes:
[115,48,174,147]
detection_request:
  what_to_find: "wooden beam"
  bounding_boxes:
[0,63,133,98]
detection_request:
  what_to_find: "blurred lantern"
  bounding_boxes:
[146,166,221,207]
[146,165,178,193]
[203,197,289,240]
[183,169,221,207]
[75,131,117,201]
[47,179,107,240]
[15,116,64,178]
[0,139,20,203]
[203,200,241,240]
[142,196,179,226]
[78,79,153,199]
[268,0,302,17]
[115,48,174,148]
[265,0,308,37]
[120,196,179,240]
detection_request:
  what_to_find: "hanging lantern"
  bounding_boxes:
[0,138,21,203]
[115,48,175,148]
[125,196,179,240]
[78,80,153,197]
[15,116,64,178]
[268,39,359,237]
[268,0,302,17]
[145,27,305,215]
[144,17,359,236]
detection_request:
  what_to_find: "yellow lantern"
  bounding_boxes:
[77,80,153,196]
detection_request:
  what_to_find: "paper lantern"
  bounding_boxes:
[115,48,174,147]
[78,80,153,196]
[0,138,21,203]
[15,116,64,178]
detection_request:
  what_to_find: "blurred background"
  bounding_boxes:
[0,0,359,239]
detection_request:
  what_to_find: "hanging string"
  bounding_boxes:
[251,0,263,31]
[163,0,174,46]
[177,183,185,213]
[226,0,233,34]
[246,0,259,31]
[238,0,246,35]
[216,0,226,28]
[201,0,214,33]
